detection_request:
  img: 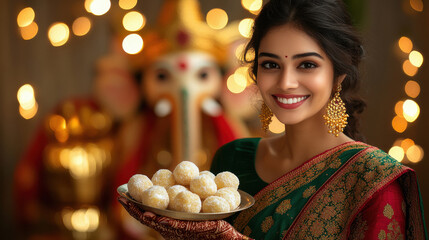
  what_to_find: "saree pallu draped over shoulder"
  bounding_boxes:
[231,142,427,240]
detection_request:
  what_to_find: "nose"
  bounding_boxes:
[278,68,299,89]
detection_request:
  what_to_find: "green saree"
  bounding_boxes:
[210,138,427,239]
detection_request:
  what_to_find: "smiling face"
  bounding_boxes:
[257,23,339,127]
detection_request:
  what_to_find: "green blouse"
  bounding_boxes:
[210,138,267,196]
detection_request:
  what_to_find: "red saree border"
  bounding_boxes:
[232,141,368,232]
[284,147,424,239]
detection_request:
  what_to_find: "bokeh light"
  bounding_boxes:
[388,146,405,162]
[239,18,254,38]
[409,50,423,68]
[394,101,404,116]
[48,22,70,47]
[19,102,38,120]
[404,80,420,98]
[20,22,38,40]
[206,8,229,30]
[402,99,420,122]
[17,7,35,27]
[392,115,407,133]
[402,60,418,77]
[227,73,247,94]
[17,84,35,109]
[400,138,415,152]
[122,33,144,54]
[398,36,413,54]
[72,17,91,36]
[87,0,111,16]
[122,11,146,32]
[410,0,424,12]
[63,207,100,232]
[406,145,424,163]
[242,0,263,14]
[119,0,137,10]
[269,116,285,134]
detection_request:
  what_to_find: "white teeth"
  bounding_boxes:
[276,96,307,105]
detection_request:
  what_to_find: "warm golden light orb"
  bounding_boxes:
[122,34,144,54]
[407,145,424,163]
[20,22,38,40]
[269,116,285,134]
[89,0,111,16]
[404,80,420,98]
[392,116,407,133]
[398,36,413,54]
[48,22,70,47]
[388,146,404,162]
[119,0,137,10]
[410,0,424,12]
[227,74,247,94]
[402,60,418,77]
[239,18,254,38]
[72,17,91,36]
[17,7,35,27]
[409,50,423,68]
[123,11,146,32]
[402,99,420,122]
[206,8,229,30]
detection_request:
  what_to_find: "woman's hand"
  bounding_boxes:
[118,196,252,240]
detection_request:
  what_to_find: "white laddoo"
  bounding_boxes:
[141,185,169,210]
[169,191,201,213]
[190,174,217,199]
[202,196,230,213]
[215,187,241,210]
[173,161,199,185]
[152,169,176,188]
[199,170,215,179]
[127,174,153,202]
[167,185,188,208]
[214,171,240,190]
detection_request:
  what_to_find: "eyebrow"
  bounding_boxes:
[258,52,324,60]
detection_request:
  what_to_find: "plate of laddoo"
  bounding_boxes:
[117,161,255,220]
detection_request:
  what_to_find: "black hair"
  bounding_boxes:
[244,0,366,141]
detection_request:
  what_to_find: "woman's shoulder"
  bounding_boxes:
[353,143,411,172]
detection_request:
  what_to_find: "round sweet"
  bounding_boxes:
[141,185,169,210]
[173,161,199,185]
[152,169,176,188]
[215,187,241,210]
[127,174,153,202]
[214,171,239,190]
[199,170,215,179]
[202,196,230,213]
[167,185,188,202]
[169,191,201,213]
[190,174,217,199]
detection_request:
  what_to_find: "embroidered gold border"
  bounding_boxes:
[284,147,415,239]
[233,141,368,232]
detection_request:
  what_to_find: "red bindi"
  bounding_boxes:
[177,59,188,71]
[285,55,288,58]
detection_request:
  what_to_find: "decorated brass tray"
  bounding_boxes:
[117,184,255,221]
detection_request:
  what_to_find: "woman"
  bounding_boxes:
[118,0,427,239]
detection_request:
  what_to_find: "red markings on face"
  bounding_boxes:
[177,58,188,71]
[285,55,288,58]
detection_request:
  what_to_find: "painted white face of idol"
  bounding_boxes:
[257,23,342,127]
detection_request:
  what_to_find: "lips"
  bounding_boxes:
[273,94,309,109]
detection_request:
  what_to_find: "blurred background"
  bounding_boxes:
[0,0,427,239]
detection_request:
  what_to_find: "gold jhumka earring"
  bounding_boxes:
[259,103,273,132]
[323,85,349,137]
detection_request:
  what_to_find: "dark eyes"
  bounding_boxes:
[197,68,210,81]
[299,62,317,69]
[260,61,318,70]
[260,62,280,69]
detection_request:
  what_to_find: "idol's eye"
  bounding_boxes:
[260,61,280,69]
[298,62,317,69]
[197,67,212,82]
[156,69,170,82]
[199,70,209,81]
